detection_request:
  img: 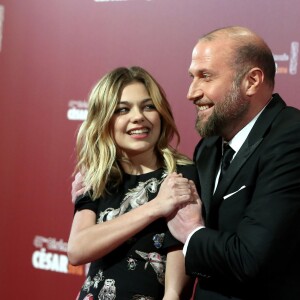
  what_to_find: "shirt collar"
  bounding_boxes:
[227,103,268,154]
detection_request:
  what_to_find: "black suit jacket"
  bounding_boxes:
[187,94,300,300]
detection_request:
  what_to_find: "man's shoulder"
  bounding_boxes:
[176,163,199,179]
[193,136,220,161]
[271,93,300,123]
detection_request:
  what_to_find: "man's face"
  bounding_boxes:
[187,39,249,139]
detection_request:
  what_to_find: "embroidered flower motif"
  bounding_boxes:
[152,233,165,249]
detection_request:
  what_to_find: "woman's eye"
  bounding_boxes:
[114,107,128,114]
[144,104,156,111]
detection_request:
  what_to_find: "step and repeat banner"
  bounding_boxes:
[0,0,299,298]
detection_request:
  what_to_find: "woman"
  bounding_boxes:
[68,66,199,300]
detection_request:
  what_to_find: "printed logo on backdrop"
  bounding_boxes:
[32,235,89,276]
[0,5,4,52]
[67,100,88,121]
[66,41,299,122]
[274,41,299,75]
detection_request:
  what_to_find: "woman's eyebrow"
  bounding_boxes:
[118,98,152,104]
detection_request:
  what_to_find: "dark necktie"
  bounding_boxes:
[219,143,235,183]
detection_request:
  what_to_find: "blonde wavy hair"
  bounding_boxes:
[76,66,192,200]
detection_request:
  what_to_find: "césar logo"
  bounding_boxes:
[32,235,88,276]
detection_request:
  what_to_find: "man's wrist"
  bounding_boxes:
[183,226,205,256]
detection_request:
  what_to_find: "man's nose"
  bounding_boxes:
[187,79,203,101]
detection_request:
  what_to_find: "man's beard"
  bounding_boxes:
[195,80,249,138]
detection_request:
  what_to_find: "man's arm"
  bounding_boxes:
[167,181,204,243]
[71,172,86,204]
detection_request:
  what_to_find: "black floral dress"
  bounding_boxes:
[74,164,199,300]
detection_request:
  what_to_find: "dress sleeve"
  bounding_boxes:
[74,193,99,214]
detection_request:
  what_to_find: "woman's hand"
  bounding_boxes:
[149,172,193,219]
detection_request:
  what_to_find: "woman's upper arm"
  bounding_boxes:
[69,209,97,239]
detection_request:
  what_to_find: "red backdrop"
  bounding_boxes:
[0,0,299,298]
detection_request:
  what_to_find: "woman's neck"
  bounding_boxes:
[119,152,162,175]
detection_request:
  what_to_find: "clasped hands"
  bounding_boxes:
[158,172,204,244]
[71,172,204,244]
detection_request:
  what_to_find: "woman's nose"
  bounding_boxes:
[131,108,145,123]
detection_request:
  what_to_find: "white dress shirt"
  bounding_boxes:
[183,106,267,255]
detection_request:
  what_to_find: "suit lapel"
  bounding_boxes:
[212,138,262,201]
[207,94,286,227]
[195,136,222,217]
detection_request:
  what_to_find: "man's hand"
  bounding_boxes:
[167,181,204,243]
[71,172,86,204]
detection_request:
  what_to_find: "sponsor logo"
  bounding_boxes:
[0,5,4,52]
[274,41,299,75]
[67,41,299,122]
[32,235,89,276]
[67,100,88,121]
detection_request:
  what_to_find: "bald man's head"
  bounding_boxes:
[198,26,276,87]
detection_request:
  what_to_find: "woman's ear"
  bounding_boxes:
[244,68,264,96]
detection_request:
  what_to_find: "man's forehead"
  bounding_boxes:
[192,42,213,59]
[192,39,234,63]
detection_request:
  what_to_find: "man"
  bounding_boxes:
[71,26,300,299]
[167,26,300,299]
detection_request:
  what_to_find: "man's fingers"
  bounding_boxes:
[75,188,86,197]
[71,172,85,204]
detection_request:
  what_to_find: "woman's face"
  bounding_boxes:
[110,81,161,159]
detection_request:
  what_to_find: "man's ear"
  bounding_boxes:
[244,68,264,96]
